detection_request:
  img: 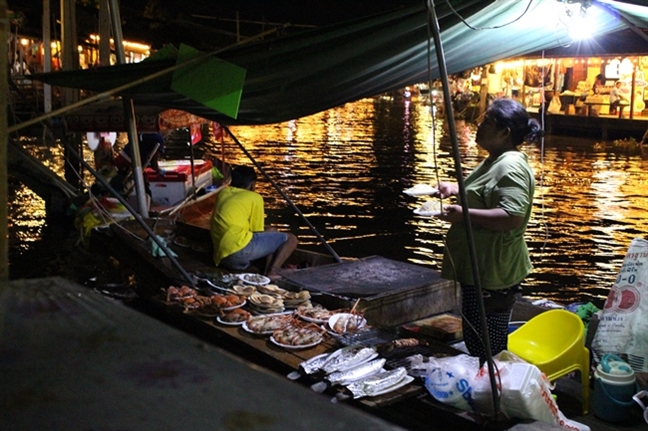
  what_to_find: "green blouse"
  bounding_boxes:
[441,151,535,290]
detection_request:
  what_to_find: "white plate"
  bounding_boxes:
[403,185,438,196]
[369,375,415,397]
[242,321,273,335]
[222,299,246,311]
[216,316,246,326]
[238,273,271,286]
[270,335,323,350]
[328,313,367,334]
[413,209,442,217]
[298,314,330,324]
[242,313,292,334]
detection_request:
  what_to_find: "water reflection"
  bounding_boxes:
[9,99,648,307]
[205,99,648,306]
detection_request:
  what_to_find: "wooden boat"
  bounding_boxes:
[109,186,461,329]
[92,189,597,431]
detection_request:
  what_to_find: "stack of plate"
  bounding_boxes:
[248,293,284,314]
[282,290,311,308]
[257,284,286,296]
[230,284,256,297]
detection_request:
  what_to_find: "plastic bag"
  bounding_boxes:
[547,95,562,114]
[592,237,648,372]
[472,351,590,430]
[422,354,479,412]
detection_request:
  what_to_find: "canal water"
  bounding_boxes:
[8,98,648,308]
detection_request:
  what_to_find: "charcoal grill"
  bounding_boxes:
[281,256,458,327]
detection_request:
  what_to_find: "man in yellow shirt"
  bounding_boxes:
[210,166,298,279]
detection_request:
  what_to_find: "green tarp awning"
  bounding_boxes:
[31,0,647,126]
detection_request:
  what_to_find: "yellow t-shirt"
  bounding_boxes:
[210,187,265,266]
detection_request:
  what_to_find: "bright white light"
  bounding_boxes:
[568,14,594,40]
[558,1,595,42]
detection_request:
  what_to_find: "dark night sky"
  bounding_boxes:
[8,0,420,49]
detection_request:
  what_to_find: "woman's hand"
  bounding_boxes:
[436,204,462,223]
[435,182,458,199]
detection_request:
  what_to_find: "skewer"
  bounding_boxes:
[350,298,361,314]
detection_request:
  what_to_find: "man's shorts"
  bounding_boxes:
[220,231,288,270]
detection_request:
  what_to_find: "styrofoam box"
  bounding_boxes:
[146,159,213,206]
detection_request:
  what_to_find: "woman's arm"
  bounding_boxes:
[437,205,524,231]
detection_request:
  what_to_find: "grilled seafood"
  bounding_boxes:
[329,313,367,334]
[239,273,270,285]
[163,285,197,302]
[220,308,251,323]
[272,324,324,347]
[296,303,334,322]
[377,337,429,354]
[245,313,293,334]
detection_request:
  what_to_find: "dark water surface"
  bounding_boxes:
[9,99,648,307]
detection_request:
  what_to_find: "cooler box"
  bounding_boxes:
[146,160,213,206]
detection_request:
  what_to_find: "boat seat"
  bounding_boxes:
[508,309,590,414]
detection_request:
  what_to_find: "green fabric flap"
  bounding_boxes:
[171,44,246,119]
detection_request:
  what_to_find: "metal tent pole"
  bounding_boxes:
[427,0,500,416]
[223,125,343,263]
[108,0,149,217]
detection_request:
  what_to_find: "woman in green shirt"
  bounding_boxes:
[434,98,542,362]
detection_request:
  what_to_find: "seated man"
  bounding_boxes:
[609,81,626,115]
[114,132,166,174]
[210,165,298,279]
[111,132,166,197]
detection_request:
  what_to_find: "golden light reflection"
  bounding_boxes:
[12,99,648,306]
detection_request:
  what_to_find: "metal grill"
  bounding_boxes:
[281,255,445,298]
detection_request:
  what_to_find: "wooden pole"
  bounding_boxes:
[42,0,52,112]
[108,0,149,217]
[1,0,9,284]
[428,0,500,416]
[98,0,111,66]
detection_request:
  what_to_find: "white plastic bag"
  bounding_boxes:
[592,237,648,372]
[422,354,479,412]
[547,95,562,114]
[472,351,590,431]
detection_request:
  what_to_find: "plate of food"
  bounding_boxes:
[216,308,251,325]
[413,201,442,217]
[270,336,322,350]
[230,285,256,297]
[328,313,367,335]
[296,303,335,324]
[222,299,246,311]
[243,313,293,335]
[270,327,324,349]
[238,273,271,286]
[413,208,442,217]
[403,184,438,196]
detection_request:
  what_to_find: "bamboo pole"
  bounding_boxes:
[223,125,343,263]
[1,0,9,284]
[107,0,148,217]
[8,26,282,135]
[427,0,500,416]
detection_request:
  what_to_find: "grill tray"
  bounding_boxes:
[281,255,445,298]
